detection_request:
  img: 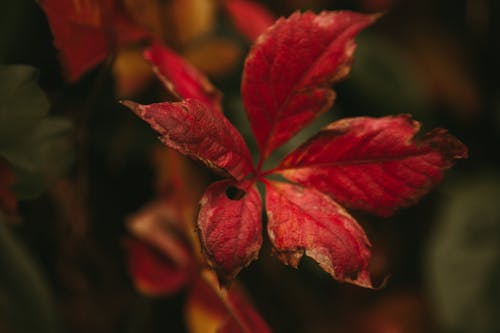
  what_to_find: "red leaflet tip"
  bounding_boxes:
[120,100,140,113]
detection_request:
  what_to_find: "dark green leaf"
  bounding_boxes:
[0,65,74,199]
[0,214,62,333]
[0,65,49,147]
[426,175,500,333]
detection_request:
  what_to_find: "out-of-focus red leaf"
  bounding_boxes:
[265,180,373,288]
[125,201,196,295]
[275,115,468,217]
[241,11,376,158]
[38,0,148,81]
[144,42,222,113]
[198,180,262,285]
[122,99,253,180]
[0,160,17,214]
[224,0,275,41]
[185,272,271,333]
[125,237,194,296]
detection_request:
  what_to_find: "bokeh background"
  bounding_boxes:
[1,0,499,332]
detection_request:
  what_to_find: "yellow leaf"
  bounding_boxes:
[184,38,243,77]
[112,48,153,97]
[169,0,217,46]
[122,0,167,39]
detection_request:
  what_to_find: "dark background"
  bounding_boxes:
[1,0,499,332]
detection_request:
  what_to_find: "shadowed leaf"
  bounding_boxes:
[426,176,500,333]
[0,216,61,333]
[0,65,74,200]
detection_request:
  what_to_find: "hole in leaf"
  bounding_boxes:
[225,186,246,200]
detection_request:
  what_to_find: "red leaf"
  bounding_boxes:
[265,180,374,288]
[125,201,196,295]
[125,237,194,296]
[241,11,376,157]
[122,99,253,180]
[275,115,468,216]
[198,180,263,285]
[185,273,272,333]
[38,0,148,81]
[144,42,222,113]
[224,0,275,41]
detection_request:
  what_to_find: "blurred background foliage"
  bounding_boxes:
[0,0,499,332]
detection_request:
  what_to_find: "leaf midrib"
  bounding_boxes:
[275,150,435,173]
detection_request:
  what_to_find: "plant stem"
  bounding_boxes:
[201,271,254,333]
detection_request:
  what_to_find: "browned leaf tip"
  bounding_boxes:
[120,100,141,115]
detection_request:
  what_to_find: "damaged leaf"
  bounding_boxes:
[265,181,373,287]
[198,180,263,285]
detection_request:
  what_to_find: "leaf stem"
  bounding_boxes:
[200,271,254,333]
[255,154,265,176]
